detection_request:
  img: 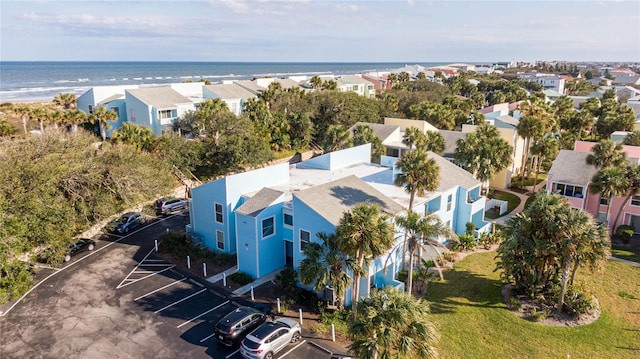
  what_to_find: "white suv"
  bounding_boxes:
[240,318,302,359]
[155,198,189,215]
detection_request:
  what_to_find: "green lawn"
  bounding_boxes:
[425,252,640,359]
[485,190,522,219]
[612,246,640,263]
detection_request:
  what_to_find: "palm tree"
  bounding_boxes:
[323,124,352,152]
[395,210,453,294]
[516,106,544,187]
[394,150,439,211]
[611,163,640,229]
[29,106,48,133]
[298,232,354,309]
[310,75,322,90]
[111,122,156,151]
[454,125,513,193]
[387,73,398,88]
[590,167,629,226]
[349,287,438,359]
[53,93,77,110]
[14,104,30,134]
[529,134,559,192]
[398,71,410,82]
[586,139,626,169]
[89,105,118,141]
[556,206,609,310]
[64,109,87,133]
[336,203,394,319]
[394,150,440,270]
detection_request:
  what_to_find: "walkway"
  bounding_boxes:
[609,256,640,267]
[492,189,530,226]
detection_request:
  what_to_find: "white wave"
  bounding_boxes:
[155,77,163,79]
[106,78,116,81]
[165,77,172,79]
[145,77,153,79]
[133,77,142,80]
[122,78,129,80]
[252,70,332,77]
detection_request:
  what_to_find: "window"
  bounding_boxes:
[300,230,310,251]
[216,230,224,250]
[88,105,93,114]
[554,183,584,198]
[215,203,223,223]
[129,109,136,121]
[283,213,293,226]
[262,217,275,238]
[158,109,173,119]
[632,195,640,207]
[447,194,452,211]
[600,196,609,205]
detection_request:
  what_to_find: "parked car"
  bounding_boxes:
[214,306,268,347]
[240,317,302,359]
[155,197,189,215]
[64,238,96,262]
[106,212,143,234]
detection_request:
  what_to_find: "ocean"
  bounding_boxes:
[0,61,447,103]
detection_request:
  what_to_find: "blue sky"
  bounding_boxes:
[1,0,639,62]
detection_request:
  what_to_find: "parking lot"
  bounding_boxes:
[0,213,341,359]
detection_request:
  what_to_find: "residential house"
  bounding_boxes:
[204,83,256,116]
[546,141,640,232]
[612,76,640,86]
[360,73,389,90]
[439,116,525,190]
[336,75,376,98]
[187,144,490,305]
[77,85,139,137]
[125,87,195,135]
[518,72,565,94]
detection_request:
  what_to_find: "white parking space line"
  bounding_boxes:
[118,265,175,289]
[200,332,217,343]
[117,245,174,289]
[137,263,175,266]
[226,349,240,358]
[177,300,230,328]
[134,277,187,302]
[154,288,207,314]
[143,259,166,262]
[0,215,180,317]
[280,340,307,358]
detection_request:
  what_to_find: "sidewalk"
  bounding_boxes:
[492,189,530,226]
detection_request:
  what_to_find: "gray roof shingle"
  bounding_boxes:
[548,150,598,186]
[429,151,481,191]
[439,130,466,157]
[205,83,256,101]
[294,175,404,226]
[236,188,284,217]
[126,87,192,108]
[350,122,399,143]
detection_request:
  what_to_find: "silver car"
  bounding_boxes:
[240,317,302,359]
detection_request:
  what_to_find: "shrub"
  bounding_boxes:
[615,225,635,244]
[275,267,298,293]
[528,307,546,322]
[465,222,476,235]
[563,289,596,317]
[229,272,253,285]
[298,288,320,310]
[451,234,477,251]
[479,232,502,249]
[316,308,350,335]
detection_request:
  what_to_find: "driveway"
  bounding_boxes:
[0,213,341,359]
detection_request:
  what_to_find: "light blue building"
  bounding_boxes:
[187,144,490,305]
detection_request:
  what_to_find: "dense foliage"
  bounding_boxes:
[0,131,177,303]
[496,192,609,315]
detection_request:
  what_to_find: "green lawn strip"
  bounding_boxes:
[425,252,640,359]
[611,246,640,263]
[485,191,522,219]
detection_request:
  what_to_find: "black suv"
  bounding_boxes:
[214,306,268,347]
